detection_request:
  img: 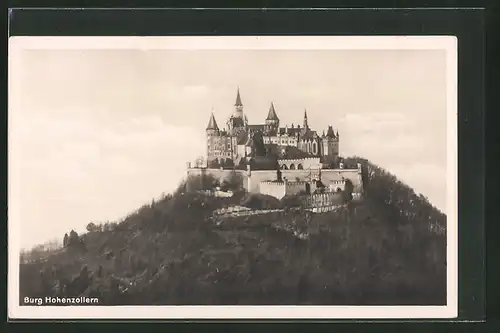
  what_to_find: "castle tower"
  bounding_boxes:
[321,125,339,166]
[265,102,280,134]
[227,88,246,136]
[206,112,219,136]
[234,87,244,118]
[206,112,220,162]
[303,109,309,131]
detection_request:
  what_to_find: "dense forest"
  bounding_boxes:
[19,157,446,305]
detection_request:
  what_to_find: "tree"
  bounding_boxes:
[108,222,118,231]
[224,158,234,168]
[86,222,98,232]
[67,230,80,247]
[208,159,220,169]
[220,180,230,192]
[343,179,354,202]
[250,131,266,157]
[63,233,69,247]
[226,171,243,191]
[280,194,305,210]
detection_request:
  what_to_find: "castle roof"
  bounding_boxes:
[235,88,243,106]
[248,124,266,132]
[266,102,279,121]
[282,146,316,159]
[300,130,318,140]
[206,113,219,130]
[279,127,301,136]
[265,144,315,159]
[326,126,336,138]
[236,132,248,145]
[244,133,253,146]
[229,116,245,128]
[248,156,278,170]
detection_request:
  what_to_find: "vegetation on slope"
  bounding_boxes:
[19,157,446,305]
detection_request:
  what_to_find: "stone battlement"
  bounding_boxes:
[260,180,308,186]
[277,157,321,163]
[186,159,364,198]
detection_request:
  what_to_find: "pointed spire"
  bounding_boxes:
[326,126,335,138]
[336,129,339,138]
[303,108,309,130]
[322,130,326,137]
[235,87,243,106]
[266,102,279,121]
[206,112,219,131]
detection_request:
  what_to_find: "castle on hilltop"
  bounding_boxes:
[187,88,364,201]
[205,88,340,169]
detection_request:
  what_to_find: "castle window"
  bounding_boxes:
[297,164,303,170]
[312,142,318,155]
[282,164,288,170]
[289,164,296,170]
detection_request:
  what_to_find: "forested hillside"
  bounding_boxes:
[19,157,447,305]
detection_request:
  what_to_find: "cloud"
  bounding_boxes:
[10,48,448,248]
[336,111,447,212]
[11,110,205,248]
[387,163,447,212]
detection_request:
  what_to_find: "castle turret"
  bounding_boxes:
[265,102,280,134]
[206,112,221,163]
[234,87,244,118]
[303,109,309,131]
[206,112,219,135]
[321,125,339,166]
[326,125,335,138]
[227,88,246,135]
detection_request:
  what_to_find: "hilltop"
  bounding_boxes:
[19,157,447,305]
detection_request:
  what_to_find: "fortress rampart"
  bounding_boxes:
[186,161,364,198]
[277,157,322,170]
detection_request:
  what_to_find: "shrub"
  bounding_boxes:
[226,171,243,191]
[280,194,305,209]
[208,159,220,169]
[224,158,235,168]
[86,222,102,232]
[184,174,219,192]
[241,193,281,210]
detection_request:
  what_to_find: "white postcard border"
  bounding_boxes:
[8,35,458,319]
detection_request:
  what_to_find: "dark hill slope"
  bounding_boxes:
[19,157,446,305]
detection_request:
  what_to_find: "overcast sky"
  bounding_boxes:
[10,46,448,249]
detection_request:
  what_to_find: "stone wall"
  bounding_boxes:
[259,182,287,200]
[186,167,248,191]
[256,180,307,200]
[305,192,343,207]
[186,163,364,196]
[285,181,308,196]
[278,157,321,170]
[321,167,363,194]
[246,170,278,193]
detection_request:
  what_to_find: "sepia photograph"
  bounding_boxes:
[8,36,457,319]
